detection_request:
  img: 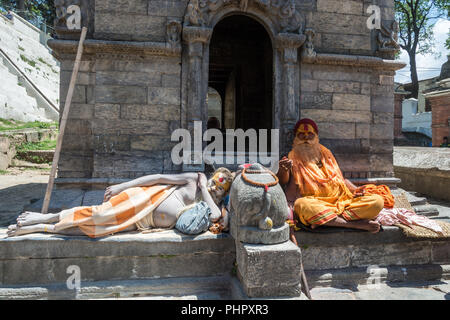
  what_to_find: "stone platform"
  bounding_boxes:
[1,219,449,299]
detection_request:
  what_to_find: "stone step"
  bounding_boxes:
[294,226,450,272]
[0,276,233,300]
[413,204,440,217]
[0,229,236,286]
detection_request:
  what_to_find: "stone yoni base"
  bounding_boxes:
[235,241,302,298]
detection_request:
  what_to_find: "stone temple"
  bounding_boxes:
[49,0,405,188]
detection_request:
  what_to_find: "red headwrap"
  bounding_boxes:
[293,118,318,135]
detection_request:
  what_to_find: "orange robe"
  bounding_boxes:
[288,145,384,226]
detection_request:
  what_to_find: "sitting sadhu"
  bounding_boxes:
[277,118,393,234]
[7,169,233,238]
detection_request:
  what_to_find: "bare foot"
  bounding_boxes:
[7,223,54,237]
[16,211,59,227]
[351,220,381,233]
[314,217,381,234]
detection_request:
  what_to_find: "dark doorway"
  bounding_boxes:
[208,15,273,132]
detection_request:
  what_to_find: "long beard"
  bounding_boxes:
[292,137,322,165]
[207,179,225,205]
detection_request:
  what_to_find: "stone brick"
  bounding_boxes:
[335,153,371,172]
[369,139,393,154]
[236,242,301,297]
[311,12,369,36]
[318,80,360,94]
[96,71,161,87]
[370,124,394,140]
[316,122,356,139]
[61,71,95,86]
[96,57,181,74]
[61,134,93,152]
[121,104,180,121]
[94,104,121,119]
[64,119,92,136]
[317,0,363,15]
[356,123,370,139]
[370,154,393,172]
[130,135,176,151]
[68,103,94,120]
[92,119,169,135]
[94,134,130,152]
[302,245,352,270]
[300,92,332,109]
[58,155,93,171]
[162,73,181,88]
[148,0,188,17]
[321,33,371,51]
[301,109,371,123]
[313,67,371,83]
[95,85,147,104]
[320,139,362,154]
[332,94,370,111]
[148,87,180,105]
[60,85,86,104]
[301,79,318,92]
[373,112,394,124]
[0,137,10,153]
[371,95,394,113]
[95,0,148,13]
[95,13,166,41]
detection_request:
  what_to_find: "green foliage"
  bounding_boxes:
[16,139,56,152]
[0,118,58,131]
[20,54,36,67]
[446,31,450,50]
[0,1,55,31]
[395,0,449,55]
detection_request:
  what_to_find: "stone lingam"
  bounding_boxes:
[229,163,290,245]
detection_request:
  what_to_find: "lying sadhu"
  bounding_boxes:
[7,168,233,238]
[277,118,393,234]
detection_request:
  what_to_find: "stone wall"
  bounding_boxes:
[300,63,396,178]
[51,0,403,182]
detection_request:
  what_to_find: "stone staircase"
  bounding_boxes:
[0,60,48,122]
[0,11,59,122]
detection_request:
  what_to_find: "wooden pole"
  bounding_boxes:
[42,27,88,214]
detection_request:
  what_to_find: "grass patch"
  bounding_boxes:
[16,139,56,152]
[0,170,7,175]
[0,118,58,131]
[18,46,25,51]
[37,57,52,68]
[20,54,36,67]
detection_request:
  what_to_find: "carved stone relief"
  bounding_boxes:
[377,20,400,54]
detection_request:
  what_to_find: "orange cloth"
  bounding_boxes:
[54,185,177,238]
[356,184,395,209]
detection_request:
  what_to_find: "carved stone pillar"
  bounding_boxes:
[275,33,305,155]
[182,26,212,166]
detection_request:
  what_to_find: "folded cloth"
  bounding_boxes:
[357,184,395,208]
[175,201,212,235]
[375,207,443,235]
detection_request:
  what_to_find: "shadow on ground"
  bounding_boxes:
[0,182,47,226]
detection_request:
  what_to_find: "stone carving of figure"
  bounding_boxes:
[279,0,304,34]
[377,20,400,52]
[185,0,206,26]
[302,28,316,59]
[167,20,182,47]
